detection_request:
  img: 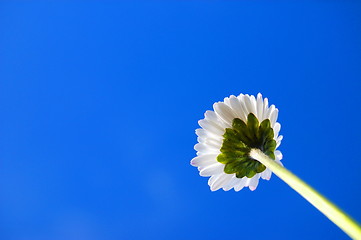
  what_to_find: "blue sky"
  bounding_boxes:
[0,1,360,240]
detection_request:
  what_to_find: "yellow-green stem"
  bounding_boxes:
[250,148,361,240]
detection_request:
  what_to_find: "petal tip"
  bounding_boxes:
[210,186,218,192]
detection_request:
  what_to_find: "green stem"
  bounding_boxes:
[249,148,361,240]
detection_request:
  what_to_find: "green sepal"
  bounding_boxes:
[216,113,278,179]
[224,161,247,174]
[247,113,259,140]
[264,140,276,153]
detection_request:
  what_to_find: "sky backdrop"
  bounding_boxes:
[1,1,361,240]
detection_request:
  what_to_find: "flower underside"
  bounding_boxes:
[217,113,276,179]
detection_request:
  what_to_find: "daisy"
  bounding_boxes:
[191,93,283,191]
[190,93,361,239]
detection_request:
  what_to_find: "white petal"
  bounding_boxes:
[275,150,283,160]
[238,95,250,117]
[197,136,222,146]
[270,108,278,127]
[244,95,256,115]
[204,110,218,122]
[210,174,233,191]
[261,168,272,180]
[195,128,206,138]
[222,175,240,191]
[213,102,236,126]
[265,105,276,121]
[244,177,252,187]
[229,96,247,121]
[234,177,247,191]
[208,173,222,186]
[273,123,281,138]
[199,163,224,176]
[194,143,219,153]
[237,93,244,99]
[191,154,218,167]
[262,97,269,121]
[256,93,264,121]
[205,110,228,129]
[197,138,222,149]
[263,104,271,119]
[223,96,233,108]
[198,119,224,136]
[249,174,260,191]
[250,95,257,116]
[276,135,283,147]
[196,129,223,141]
[200,119,224,131]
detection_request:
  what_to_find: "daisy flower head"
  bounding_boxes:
[191,93,283,191]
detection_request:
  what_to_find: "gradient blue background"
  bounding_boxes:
[1,1,361,240]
